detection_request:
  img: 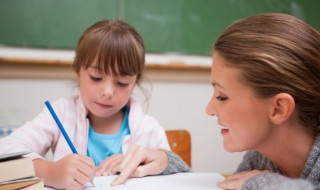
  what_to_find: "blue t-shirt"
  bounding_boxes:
[87,107,130,166]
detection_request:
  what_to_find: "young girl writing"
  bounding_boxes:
[0,19,170,189]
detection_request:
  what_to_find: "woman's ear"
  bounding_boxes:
[269,93,295,125]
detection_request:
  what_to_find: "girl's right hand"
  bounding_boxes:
[34,154,96,190]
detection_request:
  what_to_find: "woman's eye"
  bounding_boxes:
[90,76,102,81]
[216,96,228,101]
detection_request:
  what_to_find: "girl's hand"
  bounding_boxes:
[96,154,125,176]
[218,170,270,190]
[34,154,95,190]
[111,145,168,186]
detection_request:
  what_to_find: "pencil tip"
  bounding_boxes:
[91,180,95,187]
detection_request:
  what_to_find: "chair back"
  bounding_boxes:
[165,130,191,167]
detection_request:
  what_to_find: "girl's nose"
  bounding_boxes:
[101,83,114,98]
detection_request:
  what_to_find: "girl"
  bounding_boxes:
[111,13,320,190]
[0,19,170,189]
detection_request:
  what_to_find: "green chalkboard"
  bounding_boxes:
[0,0,319,55]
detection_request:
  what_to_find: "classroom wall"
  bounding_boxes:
[0,76,244,174]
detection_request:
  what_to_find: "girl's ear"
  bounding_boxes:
[269,93,295,125]
[76,70,81,83]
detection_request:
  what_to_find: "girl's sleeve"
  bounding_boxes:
[161,149,192,175]
[0,105,58,160]
[242,173,320,190]
[143,116,171,150]
[154,126,171,150]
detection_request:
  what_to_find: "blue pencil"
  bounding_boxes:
[45,100,95,187]
[45,101,77,153]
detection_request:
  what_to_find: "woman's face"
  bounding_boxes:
[206,52,274,152]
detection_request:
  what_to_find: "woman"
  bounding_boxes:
[112,13,320,190]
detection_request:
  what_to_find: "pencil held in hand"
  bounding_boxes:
[45,100,95,187]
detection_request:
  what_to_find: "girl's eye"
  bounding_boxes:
[216,96,228,101]
[117,82,129,87]
[90,76,102,81]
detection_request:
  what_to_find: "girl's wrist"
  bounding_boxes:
[33,158,55,187]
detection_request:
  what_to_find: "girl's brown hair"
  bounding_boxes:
[214,13,320,134]
[73,19,145,83]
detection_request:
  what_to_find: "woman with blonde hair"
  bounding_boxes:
[112,13,320,190]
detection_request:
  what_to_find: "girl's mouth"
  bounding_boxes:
[95,102,112,109]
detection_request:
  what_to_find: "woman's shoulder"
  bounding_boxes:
[241,151,268,166]
[237,151,279,173]
[243,151,263,159]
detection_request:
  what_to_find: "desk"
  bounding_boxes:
[44,173,224,190]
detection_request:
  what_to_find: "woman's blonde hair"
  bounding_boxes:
[214,13,320,134]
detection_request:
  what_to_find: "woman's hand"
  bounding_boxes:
[111,145,168,186]
[96,154,125,176]
[33,154,96,190]
[218,170,270,190]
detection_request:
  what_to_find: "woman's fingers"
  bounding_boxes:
[218,170,270,190]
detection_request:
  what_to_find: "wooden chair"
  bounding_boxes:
[165,130,191,167]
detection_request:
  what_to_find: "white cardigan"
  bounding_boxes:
[0,96,170,161]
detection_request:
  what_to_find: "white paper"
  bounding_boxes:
[83,175,125,190]
[125,173,224,190]
[45,173,224,190]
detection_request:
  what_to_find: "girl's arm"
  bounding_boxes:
[111,145,191,186]
[0,108,57,159]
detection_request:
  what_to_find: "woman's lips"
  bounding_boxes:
[221,127,229,135]
[220,124,229,135]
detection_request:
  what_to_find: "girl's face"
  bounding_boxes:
[206,52,274,152]
[78,63,137,119]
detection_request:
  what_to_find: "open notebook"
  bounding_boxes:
[45,173,224,190]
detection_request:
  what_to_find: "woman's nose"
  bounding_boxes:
[206,96,217,116]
